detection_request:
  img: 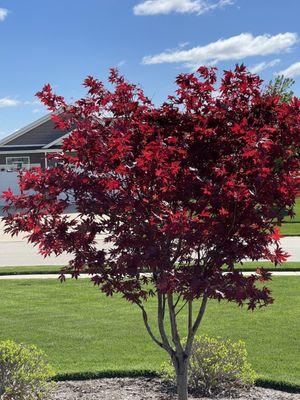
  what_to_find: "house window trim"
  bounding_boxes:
[6,156,31,171]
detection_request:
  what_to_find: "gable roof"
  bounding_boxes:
[43,132,71,149]
[0,113,53,147]
[0,112,70,152]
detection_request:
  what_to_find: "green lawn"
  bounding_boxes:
[280,198,300,236]
[0,265,63,275]
[0,277,299,387]
[233,261,300,271]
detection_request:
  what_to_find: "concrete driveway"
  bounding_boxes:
[0,216,300,266]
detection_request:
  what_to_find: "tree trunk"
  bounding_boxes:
[139,295,207,400]
[174,356,189,400]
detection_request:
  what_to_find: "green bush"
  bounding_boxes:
[0,340,54,400]
[161,335,256,396]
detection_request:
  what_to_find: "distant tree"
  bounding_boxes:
[3,65,300,400]
[266,74,297,220]
[266,75,295,103]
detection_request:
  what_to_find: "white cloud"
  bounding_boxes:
[249,58,281,74]
[0,8,8,21]
[178,41,190,48]
[142,32,298,69]
[0,97,21,108]
[117,60,126,67]
[278,61,300,78]
[133,0,234,16]
[0,98,43,111]
[24,99,41,106]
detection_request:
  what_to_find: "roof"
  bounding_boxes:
[0,113,53,147]
[0,113,70,153]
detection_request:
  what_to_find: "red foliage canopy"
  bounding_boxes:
[3,65,300,309]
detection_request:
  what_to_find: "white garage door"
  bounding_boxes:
[0,172,20,206]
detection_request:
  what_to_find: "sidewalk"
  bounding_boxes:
[0,271,299,280]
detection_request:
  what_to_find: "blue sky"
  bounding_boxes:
[0,0,300,139]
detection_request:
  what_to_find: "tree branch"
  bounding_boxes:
[157,293,174,356]
[167,293,184,354]
[171,237,183,265]
[185,296,208,355]
[174,294,182,309]
[136,302,163,349]
[175,300,188,317]
[192,296,208,334]
[188,301,193,335]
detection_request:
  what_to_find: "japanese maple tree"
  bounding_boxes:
[3,65,300,400]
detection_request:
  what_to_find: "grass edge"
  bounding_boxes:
[52,370,300,393]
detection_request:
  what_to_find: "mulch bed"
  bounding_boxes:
[49,377,300,400]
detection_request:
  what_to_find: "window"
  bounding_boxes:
[6,156,30,171]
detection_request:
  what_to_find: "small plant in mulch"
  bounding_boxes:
[161,335,256,398]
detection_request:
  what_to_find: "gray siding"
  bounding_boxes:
[7,120,67,146]
[0,172,20,205]
[0,153,45,168]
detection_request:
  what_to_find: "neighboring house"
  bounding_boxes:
[0,113,69,171]
[0,113,69,204]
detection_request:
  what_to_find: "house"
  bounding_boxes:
[0,113,70,171]
[0,113,69,204]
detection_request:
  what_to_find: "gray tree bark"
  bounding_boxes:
[138,293,208,400]
[173,354,189,400]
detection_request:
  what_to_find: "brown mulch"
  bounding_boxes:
[48,377,300,400]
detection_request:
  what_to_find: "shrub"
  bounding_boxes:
[161,335,256,397]
[0,340,54,400]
